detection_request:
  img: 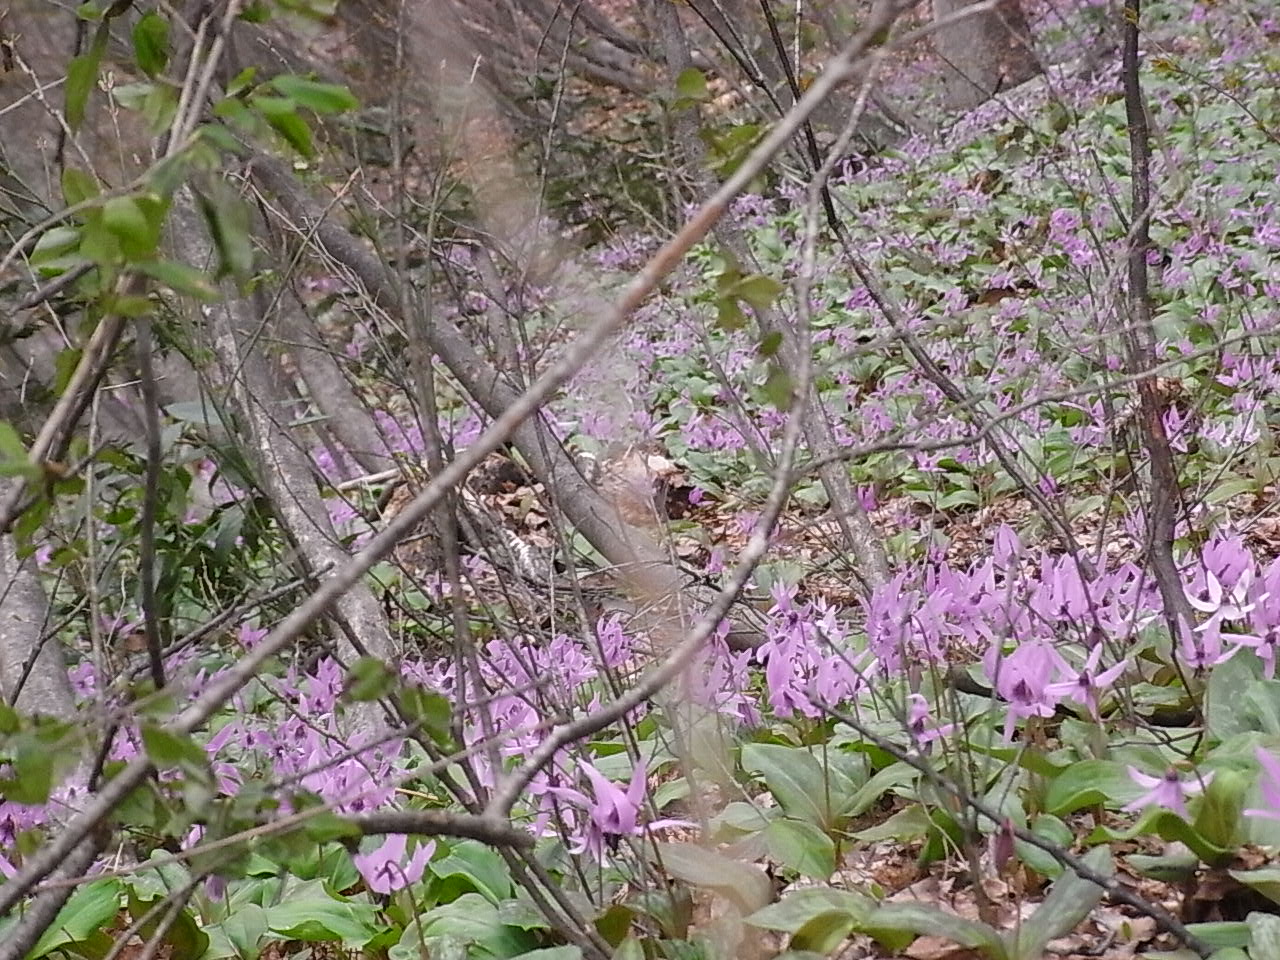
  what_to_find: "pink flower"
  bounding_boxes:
[1123,767,1213,819]
[353,833,435,894]
[984,641,1069,741]
[1245,749,1280,823]
[1045,645,1127,718]
[906,694,954,747]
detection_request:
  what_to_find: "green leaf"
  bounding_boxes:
[101,196,159,258]
[269,75,359,113]
[227,67,258,96]
[430,840,513,904]
[757,330,784,358]
[511,949,583,960]
[1230,866,1280,907]
[65,27,107,131]
[791,912,857,954]
[401,686,454,746]
[0,421,28,463]
[216,903,268,959]
[763,363,794,411]
[344,657,396,702]
[675,67,709,102]
[652,842,772,914]
[1089,807,1232,867]
[27,878,123,959]
[263,880,383,948]
[851,803,932,843]
[1247,912,1280,960]
[862,903,1008,960]
[0,702,18,735]
[842,761,917,819]
[132,11,170,77]
[741,743,835,830]
[195,185,255,280]
[414,893,536,958]
[1045,759,1143,814]
[1130,852,1201,883]
[134,259,221,301]
[140,725,213,793]
[251,95,315,157]
[1007,847,1111,960]
[31,226,82,266]
[1194,768,1247,850]
[1207,655,1280,739]
[61,167,100,207]
[1184,922,1251,950]
[716,296,746,331]
[763,818,836,879]
[732,274,784,312]
[747,887,873,933]
[1,745,54,804]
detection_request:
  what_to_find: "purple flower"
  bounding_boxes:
[984,641,1069,741]
[1123,767,1213,819]
[1245,748,1280,822]
[906,694,954,747]
[1045,645,1126,718]
[353,833,435,894]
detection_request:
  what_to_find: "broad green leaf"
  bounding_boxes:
[31,226,82,264]
[61,167,99,206]
[1044,759,1143,814]
[195,185,254,280]
[675,67,708,102]
[862,903,1007,960]
[344,657,396,701]
[27,878,123,959]
[741,742,835,829]
[1,745,54,804]
[1247,912,1280,960]
[141,725,206,771]
[747,887,873,933]
[1230,866,1280,907]
[134,259,221,301]
[1006,847,1111,960]
[252,96,315,157]
[263,880,383,948]
[1194,768,1247,850]
[496,898,551,931]
[227,66,258,96]
[0,421,27,462]
[511,949,583,960]
[132,11,170,77]
[652,842,772,914]
[791,912,857,954]
[1207,655,1280,740]
[218,903,268,959]
[1016,813,1073,879]
[401,686,454,747]
[762,818,836,879]
[842,761,917,819]
[101,196,158,258]
[733,274,784,312]
[851,803,932,843]
[763,363,794,410]
[1089,808,1232,867]
[1183,922,1251,950]
[431,840,513,904]
[65,26,107,131]
[269,75,359,113]
[416,892,536,958]
[1130,852,1200,883]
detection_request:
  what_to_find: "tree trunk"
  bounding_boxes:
[932,0,1041,111]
